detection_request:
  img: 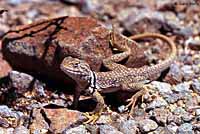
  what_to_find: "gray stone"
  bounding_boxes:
[181,65,194,81]
[150,108,172,125]
[177,123,193,134]
[8,0,30,5]
[96,115,112,124]
[166,124,178,134]
[0,105,20,118]
[176,26,194,37]
[99,125,123,134]
[192,65,200,74]
[164,63,183,84]
[173,82,191,93]
[192,79,200,94]
[0,105,24,128]
[163,93,183,104]
[13,126,29,134]
[81,0,99,14]
[151,81,172,94]
[138,119,158,133]
[173,107,187,115]
[187,38,200,51]
[118,105,127,113]
[167,114,182,125]
[195,109,200,116]
[63,125,90,134]
[9,71,34,91]
[119,120,138,134]
[26,9,39,19]
[152,126,174,134]
[9,71,46,96]
[118,8,168,34]
[0,127,14,134]
[147,97,168,109]
[181,113,193,122]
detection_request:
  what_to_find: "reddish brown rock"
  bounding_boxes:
[29,108,49,133]
[43,108,83,133]
[2,16,145,84]
[2,16,113,84]
[0,41,12,78]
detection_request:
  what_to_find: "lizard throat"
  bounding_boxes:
[89,71,97,89]
[86,71,98,94]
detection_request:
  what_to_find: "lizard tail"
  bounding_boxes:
[129,33,177,76]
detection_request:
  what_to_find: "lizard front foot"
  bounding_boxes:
[83,90,106,124]
[83,112,101,124]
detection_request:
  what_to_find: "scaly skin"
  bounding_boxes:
[104,29,177,71]
[60,33,177,124]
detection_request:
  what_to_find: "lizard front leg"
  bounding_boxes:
[103,26,135,70]
[72,85,82,109]
[84,89,106,124]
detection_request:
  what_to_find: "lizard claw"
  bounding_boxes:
[125,86,148,115]
[83,112,100,124]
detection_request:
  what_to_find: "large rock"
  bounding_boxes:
[2,16,145,84]
[0,41,11,78]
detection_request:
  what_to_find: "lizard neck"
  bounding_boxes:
[85,71,100,94]
[89,70,97,89]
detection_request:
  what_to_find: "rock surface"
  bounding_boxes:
[2,16,113,84]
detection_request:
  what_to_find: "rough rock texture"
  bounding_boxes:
[2,16,145,85]
[0,42,11,77]
[2,16,113,84]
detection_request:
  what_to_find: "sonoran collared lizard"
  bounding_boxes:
[60,32,177,124]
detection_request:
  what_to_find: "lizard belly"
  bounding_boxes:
[98,86,121,93]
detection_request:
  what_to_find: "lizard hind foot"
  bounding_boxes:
[126,85,149,116]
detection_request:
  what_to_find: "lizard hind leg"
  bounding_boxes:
[103,25,134,71]
[123,83,150,116]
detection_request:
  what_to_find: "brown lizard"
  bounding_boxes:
[60,32,177,123]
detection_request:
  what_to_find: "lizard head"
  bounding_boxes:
[60,57,92,82]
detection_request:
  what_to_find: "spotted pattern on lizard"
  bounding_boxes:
[60,33,177,123]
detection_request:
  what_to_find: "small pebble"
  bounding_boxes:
[151,81,172,94]
[63,125,90,134]
[99,125,123,134]
[181,65,194,81]
[13,126,29,134]
[192,79,200,94]
[176,123,193,134]
[163,93,183,103]
[167,124,178,133]
[181,113,193,122]
[173,82,190,93]
[118,105,127,113]
[96,115,112,124]
[119,120,138,134]
[138,119,158,133]
[147,97,168,109]
[196,109,200,116]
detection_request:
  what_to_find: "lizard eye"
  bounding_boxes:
[73,63,79,67]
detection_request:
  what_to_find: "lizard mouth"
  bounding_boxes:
[61,67,81,75]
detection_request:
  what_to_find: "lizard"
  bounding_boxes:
[60,32,177,124]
